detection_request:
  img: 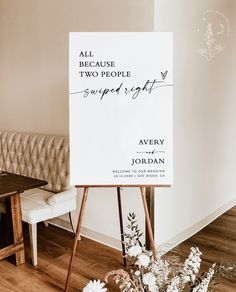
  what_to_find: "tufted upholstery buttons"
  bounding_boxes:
[0,131,70,193]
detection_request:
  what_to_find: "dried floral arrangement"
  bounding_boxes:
[83,213,236,292]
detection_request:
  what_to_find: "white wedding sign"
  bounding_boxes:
[69,32,173,186]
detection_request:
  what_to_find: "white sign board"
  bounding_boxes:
[69,32,173,186]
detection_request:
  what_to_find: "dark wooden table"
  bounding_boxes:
[0,171,47,265]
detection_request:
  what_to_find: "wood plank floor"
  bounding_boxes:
[0,206,235,291]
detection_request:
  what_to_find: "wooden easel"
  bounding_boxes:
[64,185,158,292]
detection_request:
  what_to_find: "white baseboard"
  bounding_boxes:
[49,217,122,250]
[49,197,236,253]
[163,197,236,253]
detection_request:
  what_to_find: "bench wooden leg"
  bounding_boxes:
[29,223,37,266]
[43,220,49,227]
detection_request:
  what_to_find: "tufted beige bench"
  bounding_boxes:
[0,130,77,266]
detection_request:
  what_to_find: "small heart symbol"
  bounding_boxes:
[161,70,168,80]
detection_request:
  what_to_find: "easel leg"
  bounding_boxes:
[65,187,89,292]
[145,187,154,250]
[117,187,127,267]
[140,187,157,260]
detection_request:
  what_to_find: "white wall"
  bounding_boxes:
[0,0,154,248]
[63,0,236,249]
[1,0,235,251]
[0,0,153,136]
[154,0,236,247]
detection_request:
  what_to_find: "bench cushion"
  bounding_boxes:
[0,188,77,224]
